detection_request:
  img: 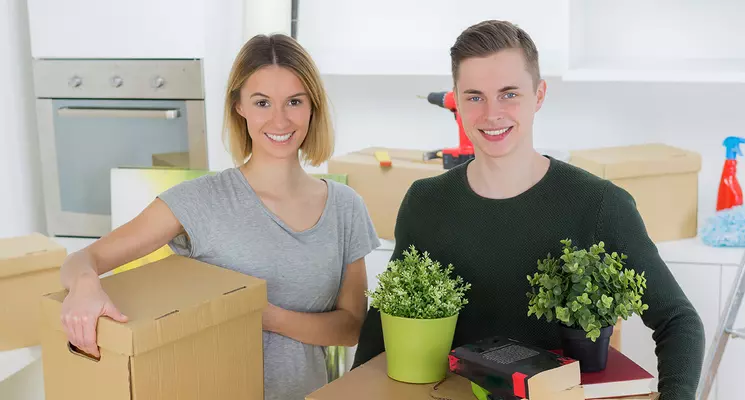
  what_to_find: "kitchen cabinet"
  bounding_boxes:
[297,0,743,83]
[296,0,569,77]
[564,0,745,83]
[26,0,206,58]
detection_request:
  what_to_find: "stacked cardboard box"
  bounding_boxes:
[39,255,268,400]
[0,233,67,350]
[570,143,702,242]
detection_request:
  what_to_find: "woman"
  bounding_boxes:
[59,33,380,400]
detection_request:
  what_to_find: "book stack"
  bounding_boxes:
[448,336,658,400]
[448,336,585,400]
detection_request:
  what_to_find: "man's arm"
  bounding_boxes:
[595,183,705,400]
[351,186,417,369]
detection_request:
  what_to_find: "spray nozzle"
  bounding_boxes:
[724,136,745,160]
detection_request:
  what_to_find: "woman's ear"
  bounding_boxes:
[235,102,245,118]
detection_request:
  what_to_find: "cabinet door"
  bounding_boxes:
[715,265,745,400]
[27,0,205,58]
[621,262,721,397]
[297,0,568,76]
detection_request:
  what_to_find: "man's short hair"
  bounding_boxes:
[450,20,541,89]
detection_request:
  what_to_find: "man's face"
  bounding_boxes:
[455,48,546,159]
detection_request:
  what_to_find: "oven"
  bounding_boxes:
[33,59,208,238]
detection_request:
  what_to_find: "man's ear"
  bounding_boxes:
[534,79,547,112]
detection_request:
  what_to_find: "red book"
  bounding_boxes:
[551,347,654,398]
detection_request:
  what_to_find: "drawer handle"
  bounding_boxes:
[57,107,180,120]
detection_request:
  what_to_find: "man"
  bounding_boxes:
[352,20,704,399]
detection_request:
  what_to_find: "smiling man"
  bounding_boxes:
[352,20,704,400]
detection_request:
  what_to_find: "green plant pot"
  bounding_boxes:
[380,311,458,383]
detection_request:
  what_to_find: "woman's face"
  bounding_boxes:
[236,65,312,162]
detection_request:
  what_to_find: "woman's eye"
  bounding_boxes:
[255,100,269,107]
[288,99,302,106]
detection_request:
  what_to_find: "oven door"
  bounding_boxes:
[36,98,207,237]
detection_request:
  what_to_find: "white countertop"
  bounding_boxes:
[656,236,745,267]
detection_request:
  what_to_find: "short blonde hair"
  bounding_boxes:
[223,34,334,167]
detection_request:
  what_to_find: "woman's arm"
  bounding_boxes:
[262,257,368,347]
[60,198,184,357]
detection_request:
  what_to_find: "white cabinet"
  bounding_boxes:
[565,0,745,83]
[296,0,569,76]
[297,0,743,83]
[26,0,206,58]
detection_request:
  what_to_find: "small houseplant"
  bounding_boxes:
[526,239,649,372]
[366,245,471,383]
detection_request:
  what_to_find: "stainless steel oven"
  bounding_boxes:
[33,59,208,237]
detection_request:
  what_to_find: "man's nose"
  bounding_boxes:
[485,100,505,121]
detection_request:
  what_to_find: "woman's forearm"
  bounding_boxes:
[60,250,102,292]
[263,304,363,347]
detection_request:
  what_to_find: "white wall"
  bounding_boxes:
[0,0,45,238]
[317,74,745,229]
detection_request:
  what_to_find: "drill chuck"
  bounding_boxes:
[427,91,448,108]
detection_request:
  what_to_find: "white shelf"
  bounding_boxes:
[562,58,745,83]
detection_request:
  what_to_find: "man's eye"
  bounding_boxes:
[468,96,482,102]
[256,100,269,107]
[503,92,517,99]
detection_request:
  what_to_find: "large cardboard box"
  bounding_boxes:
[327,147,444,240]
[40,255,267,400]
[0,233,67,350]
[570,143,702,242]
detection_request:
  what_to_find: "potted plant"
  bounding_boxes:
[366,245,471,383]
[526,239,649,372]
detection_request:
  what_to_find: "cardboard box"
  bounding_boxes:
[152,151,191,168]
[327,147,445,240]
[307,353,584,400]
[40,255,267,400]
[570,143,702,242]
[0,233,67,350]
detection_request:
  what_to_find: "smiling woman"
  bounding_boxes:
[223,34,334,167]
[56,33,379,400]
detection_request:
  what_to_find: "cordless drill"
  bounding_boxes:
[425,91,475,169]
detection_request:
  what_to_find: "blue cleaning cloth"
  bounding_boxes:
[701,205,745,247]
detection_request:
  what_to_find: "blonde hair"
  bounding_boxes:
[223,34,334,167]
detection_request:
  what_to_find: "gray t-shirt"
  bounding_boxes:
[157,167,380,400]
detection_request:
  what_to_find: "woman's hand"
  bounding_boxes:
[60,277,129,358]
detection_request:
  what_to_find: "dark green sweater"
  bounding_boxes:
[352,156,704,400]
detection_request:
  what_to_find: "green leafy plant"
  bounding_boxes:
[526,239,649,342]
[366,245,471,319]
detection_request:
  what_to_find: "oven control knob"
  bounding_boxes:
[111,76,123,88]
[151,76,165,89]
[68,76,82,88]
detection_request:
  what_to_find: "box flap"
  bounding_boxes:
[0,233,67,279]
[345,147,443,168]
[41,255,267,356]
[569,143,702,180]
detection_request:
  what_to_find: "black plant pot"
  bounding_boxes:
[560,325,614,373]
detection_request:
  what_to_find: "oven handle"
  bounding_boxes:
[57,107,181,120]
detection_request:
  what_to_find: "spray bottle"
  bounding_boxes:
[717,136,745,211]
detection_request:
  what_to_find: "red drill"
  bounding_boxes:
[426,91,475,169]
